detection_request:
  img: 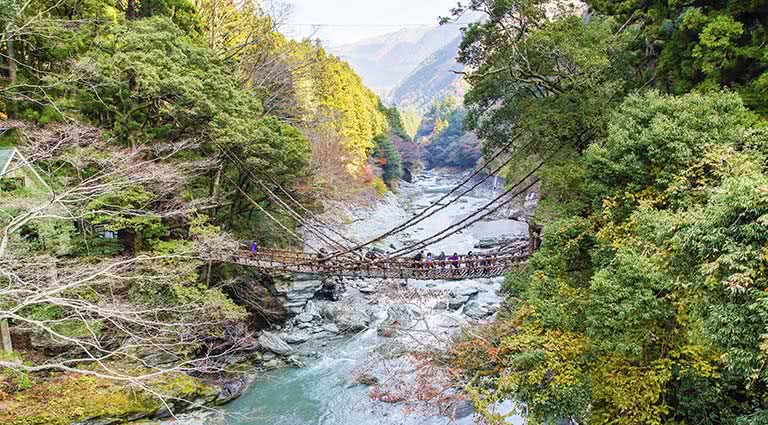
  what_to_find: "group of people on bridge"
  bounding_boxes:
[410,250,498,271]
[243,241,515,279]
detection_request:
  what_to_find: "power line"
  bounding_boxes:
[285,22,466,28]
[213,140,354,252]
[305,136,523,263]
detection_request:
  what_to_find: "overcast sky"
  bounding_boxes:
[283,0,460,47]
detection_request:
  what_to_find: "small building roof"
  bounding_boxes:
[0,148,17,175]
[0,147,49,188]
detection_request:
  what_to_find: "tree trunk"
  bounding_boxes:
[1,319,12,353]
[6,32,16,83]
[126,0,137,20]
[528,222,542,255]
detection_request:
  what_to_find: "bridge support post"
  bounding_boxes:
[1,319,12,353]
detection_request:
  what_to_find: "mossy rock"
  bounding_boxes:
[0,371,216,425]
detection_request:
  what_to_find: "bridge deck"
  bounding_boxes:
[215,248,528,280]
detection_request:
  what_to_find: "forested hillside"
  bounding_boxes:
[414,97,480,170]
[0,1,406,422]
[331,24,462,96]
[388,36,467,113]
[448,0,768,424]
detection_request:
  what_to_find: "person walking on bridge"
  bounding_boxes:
[449,252,460,269]
[437,251,446,269]
[413,251,424,269]
[250,241,258,254]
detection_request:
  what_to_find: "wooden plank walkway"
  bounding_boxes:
[213,247,529,280]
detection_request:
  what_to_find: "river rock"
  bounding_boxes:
[304,300,321,316]
[448,295,470,310]
[474,237,501,249]
[287,355,304,368]
[435,314,460,328]
[463,301,498,319]
[263,358,284,370]
[321,304,369,333]
[279,331,310,344]
[295,312,315,324]
[138,349,178,368]
[460,287,480,297]
[322,323,340,333]
[359,286,376,294]
[449,399,474,418]
[268,273,325,315]
[386,304,421,322]
[258,331,293,355]
[215,378,247,404]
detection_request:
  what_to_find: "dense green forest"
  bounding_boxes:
[414,97,481,170]
[448,0,768,424]
[0,0,408,422]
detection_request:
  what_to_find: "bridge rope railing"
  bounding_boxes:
[214,246,530,280]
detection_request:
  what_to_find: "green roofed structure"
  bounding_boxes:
[0,147,48,191]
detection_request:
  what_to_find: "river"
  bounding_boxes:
[176,170,528,425]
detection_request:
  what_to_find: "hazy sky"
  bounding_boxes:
[283,0,460,47]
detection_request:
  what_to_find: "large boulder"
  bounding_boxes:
[463,301,498,320]
[295,312,316,324]
[448,295,470,310]
[258,331,293,355]
[268,273,326,315]
[215,378,248,404]
[321,304,369,333]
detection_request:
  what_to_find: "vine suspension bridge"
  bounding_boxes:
[210,140,538,280]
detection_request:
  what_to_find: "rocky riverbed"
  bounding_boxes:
[160,170,530,425]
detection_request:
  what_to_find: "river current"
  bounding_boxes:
[178,171,528,425]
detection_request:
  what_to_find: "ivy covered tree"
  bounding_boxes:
[589,0,768,114]
[445,0,768,423]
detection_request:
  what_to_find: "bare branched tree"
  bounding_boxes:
[0,123,252,419]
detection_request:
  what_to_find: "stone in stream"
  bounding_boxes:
[215,378,248,404]
[263,358,284,370]
[460,287,480,297]
[463,301,499,319]
[435,314,460,328]
[303,300,321,316]
[449,399,475,419]
[287,355,304,368]
[322,323,340,334]
[295,312,315,324]
[358,286,376,294]
[448,295,470,310]
[267,273,325,315]
[321,304,369,333]
[258,331,293,355]
[279,331,310,344]
[433,301,448,310]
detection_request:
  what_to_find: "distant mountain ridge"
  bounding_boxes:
[387,35,466,113]
[330,25,462,96]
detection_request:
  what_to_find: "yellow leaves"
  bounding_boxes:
[670,344,719,379]
[590,356,673,425]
